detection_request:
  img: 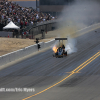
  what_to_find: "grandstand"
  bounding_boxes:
[0,0,55,31]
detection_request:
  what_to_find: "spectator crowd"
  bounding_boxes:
[0,0,55,29]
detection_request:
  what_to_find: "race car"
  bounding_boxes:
[53,38,67,58]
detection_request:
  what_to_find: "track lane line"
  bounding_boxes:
[69,51,100,73]
[76,53,100,73]
[22,51,100,100]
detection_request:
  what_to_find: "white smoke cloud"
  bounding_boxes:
[65,37,77,54]
[55,0,100,55]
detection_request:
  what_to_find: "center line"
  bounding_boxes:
[22,51,100,100]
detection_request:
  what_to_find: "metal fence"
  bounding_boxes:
[21,19,57,39]
[0,18,57,39]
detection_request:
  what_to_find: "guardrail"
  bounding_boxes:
[0,39,55,66]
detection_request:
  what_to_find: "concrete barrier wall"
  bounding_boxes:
[77,23,100,35]
[44,39,55,48]
[0,31,13,37]
[0,39,55,66]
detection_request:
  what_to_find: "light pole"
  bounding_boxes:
[36,0,37,11]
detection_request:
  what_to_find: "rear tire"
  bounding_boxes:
[64,52,67,56]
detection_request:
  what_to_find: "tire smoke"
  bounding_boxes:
[56,0,100,54]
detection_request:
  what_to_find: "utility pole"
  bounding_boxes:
[36,0,37,11]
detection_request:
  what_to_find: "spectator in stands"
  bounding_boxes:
[0,0,55,29]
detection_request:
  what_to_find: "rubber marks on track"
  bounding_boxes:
[22,51,100,100]
[67,51,100,74]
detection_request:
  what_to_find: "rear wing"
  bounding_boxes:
[55,38,67,40]
[55,38,67,46]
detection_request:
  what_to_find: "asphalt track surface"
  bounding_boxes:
[0,27,100,100]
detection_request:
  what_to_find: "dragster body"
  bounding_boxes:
[53,38,67,58]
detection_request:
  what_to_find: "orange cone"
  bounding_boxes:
[8,34,9,38]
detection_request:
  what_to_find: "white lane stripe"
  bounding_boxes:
[45,39,55,43]
[77,23,100,32]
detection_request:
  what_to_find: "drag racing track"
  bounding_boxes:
[0,27,100,100]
